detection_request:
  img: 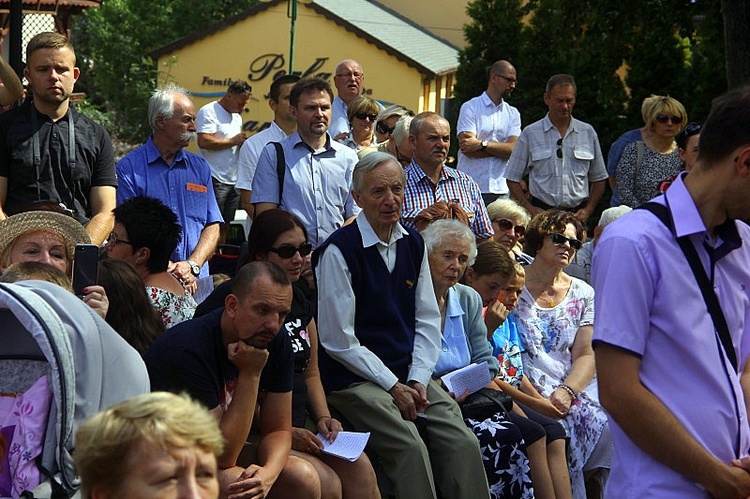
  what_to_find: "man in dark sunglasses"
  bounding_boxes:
[594,86,750,498]
[457,60,521,207]
[505,74,607,223]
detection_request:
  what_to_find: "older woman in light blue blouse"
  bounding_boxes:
[422,219,534,499]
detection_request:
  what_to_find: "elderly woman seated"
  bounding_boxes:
[338,96,380,151]
[0,209,108,317]
[359,114,414,168]
[106,196,197,328]
[74,391,224,498]
[486,198,533,265]
[421,219,534,499]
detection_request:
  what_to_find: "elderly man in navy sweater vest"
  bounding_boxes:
[314,151,490,498]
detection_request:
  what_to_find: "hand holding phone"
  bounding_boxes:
[72,243,100,298]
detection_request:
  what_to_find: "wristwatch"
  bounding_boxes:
[187,259,201,277]
[481,140,489,151]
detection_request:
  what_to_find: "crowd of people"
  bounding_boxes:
[2,30,750,499]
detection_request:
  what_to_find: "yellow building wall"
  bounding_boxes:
[372,0,469,49]
[157,2,449,144]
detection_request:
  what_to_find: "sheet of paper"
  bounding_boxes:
[317,431,370,462]
[441,361,491,396]
[192,276,214,304]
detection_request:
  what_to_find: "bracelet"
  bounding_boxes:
[558,384,577,399]
[315,414,331,423]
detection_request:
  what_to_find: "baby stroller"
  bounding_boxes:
[0,281,150,498]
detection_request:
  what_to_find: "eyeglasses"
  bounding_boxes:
[550,232,582,251]
[335,72,363,79]
[655,114,684,125]
[556,138,563,159]
[354,113,378,122]
[107,231,132,246]
[376,121,396,135]
[494,73,517,85]
[269,242,313,259]
[493,218,525,236]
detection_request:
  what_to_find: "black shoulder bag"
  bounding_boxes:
[272,141,285,205]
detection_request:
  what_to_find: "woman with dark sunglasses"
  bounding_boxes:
[612,95,687,208]
[511,210,612,498]
[195,209,380,499]
[337,96,380,152]
[486,198,534,265]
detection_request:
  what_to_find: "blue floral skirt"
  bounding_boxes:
[464,413,534,499]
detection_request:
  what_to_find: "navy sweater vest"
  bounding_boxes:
[314,223,424,393]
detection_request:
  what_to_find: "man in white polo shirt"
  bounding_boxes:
[457,60,521,206]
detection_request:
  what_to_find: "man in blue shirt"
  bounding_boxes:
[252,77,359,248]
[116,83,222,286]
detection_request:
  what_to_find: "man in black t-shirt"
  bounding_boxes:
[146,261,319,499]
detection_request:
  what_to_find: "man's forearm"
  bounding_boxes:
[256,430,292,482]
[189,223,220,266]
[86,211,114,246]
[218,371,262,469]
[508,181,535,213]
[586,179,606,211]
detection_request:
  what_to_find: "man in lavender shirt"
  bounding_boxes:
[592,86,750,498]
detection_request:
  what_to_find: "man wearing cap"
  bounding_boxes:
[236,75,300,217]
[0,32,117,245]
[197,80,250,243]
[457,60,521,206]
[116,83,222,287]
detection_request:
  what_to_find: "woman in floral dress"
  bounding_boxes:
[512,210,612,499]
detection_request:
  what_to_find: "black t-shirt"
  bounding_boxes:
[145,308,294,411]
[0,101,117,223]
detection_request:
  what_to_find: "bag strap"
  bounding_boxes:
[639,202,738,372]
[272,142,285,205]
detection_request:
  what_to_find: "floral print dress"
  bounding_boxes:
[513,278,609,499]
[147,286,197,329]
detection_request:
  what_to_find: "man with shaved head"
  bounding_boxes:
[457,60,521,206]
[329,59,384,140]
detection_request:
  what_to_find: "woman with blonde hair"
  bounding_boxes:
[613,95,687,207]
[339,96,380,151]
[75,391,224,499]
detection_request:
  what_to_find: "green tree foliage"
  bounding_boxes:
[73,0,258,142]
[456,0,726,155]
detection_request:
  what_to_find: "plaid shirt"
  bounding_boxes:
[402,160,493,240]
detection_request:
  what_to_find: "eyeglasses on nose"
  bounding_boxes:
[493,218,525,236]
[336,72,363,79]
[354,113,378,122]
[494,73,517,85]
[655,114,683,125]
[556,138,563,159]
[269,243,313,259]
[550,232,582,251]
[107,231,132,246]
[376,121,395,135]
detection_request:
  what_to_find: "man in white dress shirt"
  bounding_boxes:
[457,60,521,206]
[236,75,299,217]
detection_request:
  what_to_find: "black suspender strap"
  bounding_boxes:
[639,201,738,372]
[30,106,77,203]
[272,141,285,205]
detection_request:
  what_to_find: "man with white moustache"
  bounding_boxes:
[116,83,222,287]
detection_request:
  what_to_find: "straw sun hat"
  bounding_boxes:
[0,211,91,264]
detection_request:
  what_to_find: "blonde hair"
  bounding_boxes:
[641,94,687,127]
[75,392,224,498]
[0,261,73,291]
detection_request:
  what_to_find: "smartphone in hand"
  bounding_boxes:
[72,244,99,298]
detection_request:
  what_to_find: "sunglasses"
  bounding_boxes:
[376,121,395,135]
[655,114,684,125]
[355,113,378,122]
[493,218,525,236]
[550,232,582,251]
[269,243,313,259]
[556,138,563,159]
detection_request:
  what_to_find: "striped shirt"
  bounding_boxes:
[402,160,493,240]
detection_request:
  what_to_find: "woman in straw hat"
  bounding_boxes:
[0,210,108,317]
